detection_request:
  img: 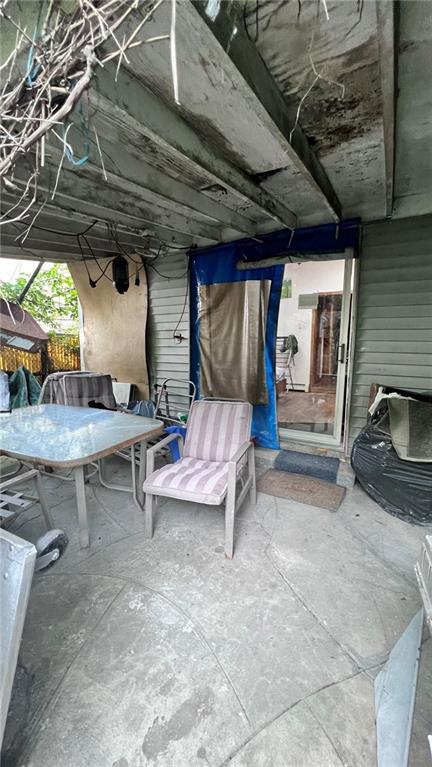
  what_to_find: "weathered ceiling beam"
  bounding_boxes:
[376,0,396,218]
[0,246,90,263]
[92,69,297,229]
[393,193,432,219]
[1,198,175,249]
[1,232,126,258]
[48,140,253,237]
[2,213,147,251]
[192,0,342,222]
[11,169,221,243]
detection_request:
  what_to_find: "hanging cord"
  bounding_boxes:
[172,273,189,341]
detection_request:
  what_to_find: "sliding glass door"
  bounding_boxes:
[276,257,353,446]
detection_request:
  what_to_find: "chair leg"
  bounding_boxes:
[248,445,257,505]
[145,493,155,538]
[225,469,236,559]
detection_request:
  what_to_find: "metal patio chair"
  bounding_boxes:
[143,399,256,558]
[39,371,117,410]
[153,377,196,427]
[0,469,68,571]
[0,469,54,529]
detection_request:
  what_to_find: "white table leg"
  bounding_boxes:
[34,471,55,528]
[74,465,89,548]
[137,440,147,507]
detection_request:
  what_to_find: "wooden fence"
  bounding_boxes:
[0,334,80,380]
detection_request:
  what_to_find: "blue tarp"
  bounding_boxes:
[190,220,360,449]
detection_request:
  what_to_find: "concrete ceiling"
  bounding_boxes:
[1,0,431,262]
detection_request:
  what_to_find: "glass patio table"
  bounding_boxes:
[0,405,163,548]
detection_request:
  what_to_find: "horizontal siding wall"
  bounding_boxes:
[147,252,190,407]
[348,216,432,448]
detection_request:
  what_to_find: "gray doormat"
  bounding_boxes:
[258,469,346,511]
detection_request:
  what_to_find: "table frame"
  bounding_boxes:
[1,409,163,549]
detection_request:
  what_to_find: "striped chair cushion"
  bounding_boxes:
[143,457,229,505]
[184,400,252,462]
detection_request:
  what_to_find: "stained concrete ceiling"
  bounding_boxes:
[1,0,431,262]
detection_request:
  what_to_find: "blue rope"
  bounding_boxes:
[26,30,41,86]
[63,103,90,167]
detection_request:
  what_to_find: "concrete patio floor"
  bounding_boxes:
[2,455,431,767]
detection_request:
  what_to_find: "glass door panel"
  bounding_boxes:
[276,258,352,444]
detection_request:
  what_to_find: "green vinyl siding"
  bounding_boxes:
[348,216,432,448]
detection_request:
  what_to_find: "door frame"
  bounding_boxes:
[278,249,356,449]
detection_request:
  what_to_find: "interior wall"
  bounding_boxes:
[277,260,345,389]
[347,215,432,448]
[69,260,149,399]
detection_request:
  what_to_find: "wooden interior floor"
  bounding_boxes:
[277,390,336,433]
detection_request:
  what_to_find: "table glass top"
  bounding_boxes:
[0,405,163,466]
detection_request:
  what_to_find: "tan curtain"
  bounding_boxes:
[199,280,270,405]
[69,260,149,399]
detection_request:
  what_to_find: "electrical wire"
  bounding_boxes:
[147,262,188,280]
[4,210,193,256]
[1,213,99,238]
[172,272,189,340]
[4,207,193,290]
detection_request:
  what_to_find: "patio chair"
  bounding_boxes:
[39,371,116,410]
[0,469,54,528]
[143,399,256,558]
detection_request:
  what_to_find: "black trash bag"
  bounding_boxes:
[351,421,432,525]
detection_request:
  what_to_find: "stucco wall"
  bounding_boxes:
[69,260,149,400]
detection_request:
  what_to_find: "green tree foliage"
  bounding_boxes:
[1,264,78,332]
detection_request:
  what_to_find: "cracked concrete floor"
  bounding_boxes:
[2,456,431,767]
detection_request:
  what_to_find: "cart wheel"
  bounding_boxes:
[35,529,69,571]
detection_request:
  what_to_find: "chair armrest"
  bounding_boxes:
[228,440,253,467]
[227,441,255,502]
[146,433,184,476]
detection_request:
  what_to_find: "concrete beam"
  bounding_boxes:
[11,168,220,244]
[192,0,342,222]
[376,0,396,217]
[92,69,297,229]
[393,193,432,219]
[0,245,89,263]
[0,196,183,249]
[1,211,147,251]
[1,232,122,258]
[48,138,254,238]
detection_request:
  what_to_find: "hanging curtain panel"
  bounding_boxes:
[69,260,150,399]
[199,279,271,405]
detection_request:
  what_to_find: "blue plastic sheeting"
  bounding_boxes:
[197,219,359,266]
[164,425,187,462]
[190,220,360,450]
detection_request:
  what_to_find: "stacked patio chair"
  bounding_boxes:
[0,469,68,570]
[39,371,116,410]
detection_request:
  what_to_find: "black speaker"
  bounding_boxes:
[112,255,129,294]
